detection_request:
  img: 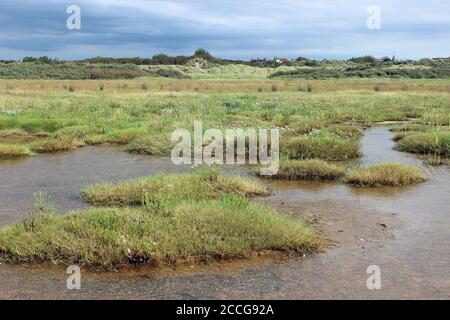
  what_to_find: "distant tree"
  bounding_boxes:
[151,54,171,64]
[148,54,189,65]
[304,60,319,67]
[194,48,208,56]
[37,56,55,64]
[349,55,377,64]
[22,56,57,64]
[23,57,38,63]
[193,48,217,62]
[172,55,190,65]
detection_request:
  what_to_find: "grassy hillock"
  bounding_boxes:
[0,172,318,270]
[0,62,155,80]
[344,163,427,187]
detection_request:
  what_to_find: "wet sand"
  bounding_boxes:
[0,126,448,299]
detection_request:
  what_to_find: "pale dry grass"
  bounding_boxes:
[345,163,427,187]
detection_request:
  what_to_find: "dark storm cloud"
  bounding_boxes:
[0,0,449,60]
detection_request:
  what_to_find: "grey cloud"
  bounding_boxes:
[0,0,448,60]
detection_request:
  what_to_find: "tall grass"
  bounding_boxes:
[282,133,361,161]
[31,137,85,153]
[0,196,317,270]
[258,159,346,180]
[344,163,427,187]
[396,131,450,156]
[81,169,268,206]
[0,78,448,160]
[125,136,173,156]
[0,143,32,159]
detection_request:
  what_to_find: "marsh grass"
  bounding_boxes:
[81,169,268,206]
[392,131,412,142]
[258,159,346,180]
[282,133,361,161]
[396,131,450,156]
[125,136,173,156]
[0,196,318,270]
[419,110,450,126]
[0,143,32,159]
[83,134,108,145]
[0,115,63,133]
[104,128,147,144]
[423,154,443,167]
[344,163,427,187]
[0,129,32,138]
[52,125,102,139]
[324,124,362,139]
[390,123,429,133]
[0,79,448,161]
[31,137,85,153]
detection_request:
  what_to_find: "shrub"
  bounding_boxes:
[155,69,189,79]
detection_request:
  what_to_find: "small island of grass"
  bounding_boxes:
[344,163,427,187]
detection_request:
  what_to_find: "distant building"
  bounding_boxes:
[251,57,267,65]
[251,57,291,65]
[274,57,291,64]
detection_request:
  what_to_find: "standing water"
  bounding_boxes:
[0,126,448,299]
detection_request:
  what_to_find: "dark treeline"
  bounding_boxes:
[1,49,450,80]
[16,49,243,66]
[11,51,450,69]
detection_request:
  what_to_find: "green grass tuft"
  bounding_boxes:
[396,131,450,156]
[31,136,85,153]
[104,128,146,145]
[81,169,268,206]
[344,163,427,187]
[52,125,102,139]
[0,196,317,270]
[258,159,346,180]
[125,136,173,156]
[0,143,33,159]
[282,133,361,161]
[423,154,443,167]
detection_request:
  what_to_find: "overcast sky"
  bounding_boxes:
[0,0,449,60]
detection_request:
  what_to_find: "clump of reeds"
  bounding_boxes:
[344,163,427,187]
